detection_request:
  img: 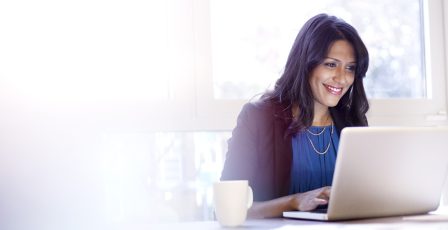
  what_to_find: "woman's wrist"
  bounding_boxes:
[248,194,302,219]
[287,193,300,211]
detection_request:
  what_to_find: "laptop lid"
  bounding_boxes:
[283,126,448,221]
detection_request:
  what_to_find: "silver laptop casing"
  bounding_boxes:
[283,126,448,221]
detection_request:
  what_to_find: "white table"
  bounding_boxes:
[146,214,448,230]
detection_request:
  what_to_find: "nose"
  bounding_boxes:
[334,67,349,85]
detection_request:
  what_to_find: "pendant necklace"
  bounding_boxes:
[305,123,334,155]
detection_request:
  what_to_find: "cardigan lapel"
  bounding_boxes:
[273,106,293,198]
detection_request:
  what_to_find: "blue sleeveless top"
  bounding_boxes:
[289,124,340,194]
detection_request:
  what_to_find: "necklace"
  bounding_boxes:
[307,115,331,135]
[306,126,326,136]
[305,124,334,155]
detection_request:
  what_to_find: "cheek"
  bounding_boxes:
[348,76,355,87]
[343,78,355,94]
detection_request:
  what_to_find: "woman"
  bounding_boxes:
[220,14,369,218]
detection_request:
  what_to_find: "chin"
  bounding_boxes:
[325,100,341,107]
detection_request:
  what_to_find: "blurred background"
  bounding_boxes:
[0,0,447,229]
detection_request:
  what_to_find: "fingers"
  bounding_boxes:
[321,186,331,198]
[313,186,331,200]
[299,198,328,211]
[313,198,328,205]
[295,187,332,211]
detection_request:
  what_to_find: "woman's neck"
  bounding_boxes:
[313,106,331,126]
[291,104,332,126]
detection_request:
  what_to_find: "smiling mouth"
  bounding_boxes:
[323,84,343,95]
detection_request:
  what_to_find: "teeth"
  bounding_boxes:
[327,85,342,92]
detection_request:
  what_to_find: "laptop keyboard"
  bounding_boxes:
[310,208,328,213]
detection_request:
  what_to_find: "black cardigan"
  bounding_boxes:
[221,99,348,201]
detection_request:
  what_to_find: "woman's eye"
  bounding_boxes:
[324,62,337,68]
[346,65,356,72]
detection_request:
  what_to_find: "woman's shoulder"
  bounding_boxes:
[240,97,290,121]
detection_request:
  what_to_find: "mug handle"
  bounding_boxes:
[247,186,253,208]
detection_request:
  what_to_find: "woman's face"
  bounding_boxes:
[309,40,356,109]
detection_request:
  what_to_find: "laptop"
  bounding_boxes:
[283,126,448,221]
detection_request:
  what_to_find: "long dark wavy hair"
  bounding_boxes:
[263,13,369,133]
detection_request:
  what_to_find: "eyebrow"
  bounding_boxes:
[325,57,357,64]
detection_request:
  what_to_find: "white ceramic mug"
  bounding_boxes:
[213,180,253,227]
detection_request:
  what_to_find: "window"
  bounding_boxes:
[197,0,447,128]
[211,0,425,99]
[98,131,231,222]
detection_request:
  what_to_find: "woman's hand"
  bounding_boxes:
[291,186,331,211]
[247,186,331,219]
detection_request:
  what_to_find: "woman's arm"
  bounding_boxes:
[248,186,331,219]
[221,103,258,181]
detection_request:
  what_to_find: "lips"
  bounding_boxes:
[323,84,343,95]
